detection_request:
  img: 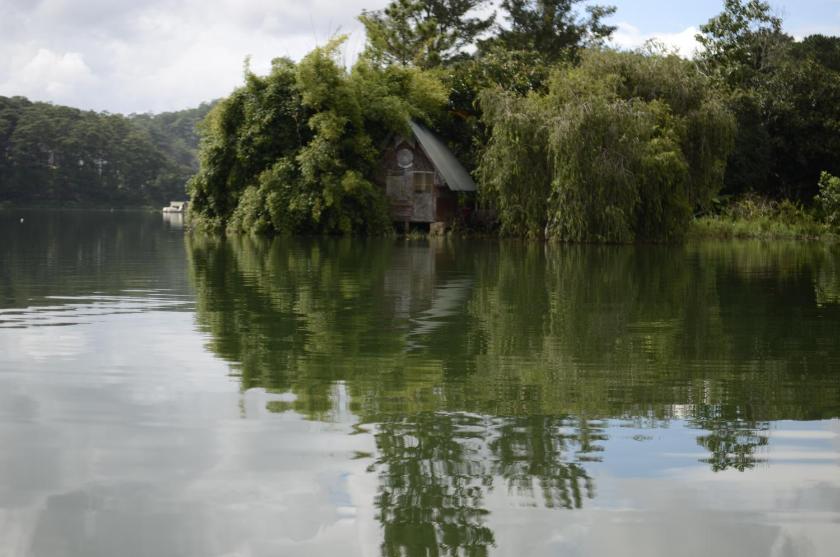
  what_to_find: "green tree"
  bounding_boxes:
[359,0,495,68]
[792,34,840,72]
[478,50,735,241]
[129,101,216,170]
[482,0,616,62]
[188,37,447,234]
[761,51,840,199]
[696,0,785,87]
[817,172,840,231]
[0,95,192,207]
[696,3,840,200]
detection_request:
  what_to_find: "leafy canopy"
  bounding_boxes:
[359,0,494,68]
[188,37,447,235]
[0,95,198,207]
[696,0,784,87]
[817,172,840,231]
[478,50,735,242]
[481,0,617,62]
[696,2,840,200]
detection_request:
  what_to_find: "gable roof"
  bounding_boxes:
[409,121,477,192]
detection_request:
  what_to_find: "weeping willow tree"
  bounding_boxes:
[479,49,736,242]
[188,37,447,235]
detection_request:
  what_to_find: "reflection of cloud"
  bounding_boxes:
[771,430,838,440]
[484,466,840,557]
[0,309,381,555]
[6,327,89,361]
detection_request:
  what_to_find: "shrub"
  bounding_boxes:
[690,193,824,239]
[817,171,840,231]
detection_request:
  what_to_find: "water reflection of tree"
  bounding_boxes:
[187,231,840,437]
[371,413,604,556]
[816,244,840,305]
[1,211,189,309]
[187,234,840,553]
[690,407,770,472]
[374,414,496,557]
[490,416,601,509]
[696,422,769,472]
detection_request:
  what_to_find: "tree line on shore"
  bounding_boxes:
[187,0,840,240]
[0,96,212,207]
[2,1,839,240]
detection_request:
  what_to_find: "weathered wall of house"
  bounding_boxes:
[378,137,455,224]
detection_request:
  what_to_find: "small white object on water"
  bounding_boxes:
[20,218,24,223]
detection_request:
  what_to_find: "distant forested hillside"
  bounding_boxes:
[128,103,213,171]
[0,96,213,207]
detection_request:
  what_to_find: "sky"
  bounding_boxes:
[1,0,839,115]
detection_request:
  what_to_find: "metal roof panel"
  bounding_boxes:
[409,121,477,192]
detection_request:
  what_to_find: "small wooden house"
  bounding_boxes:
[378,121,476,229]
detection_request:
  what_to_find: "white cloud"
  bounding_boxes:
[0,0,378,114]
[6,1,833,114]
[610,22,702,59]
[0,48,98,105]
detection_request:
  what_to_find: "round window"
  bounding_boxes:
[396,148,414,169]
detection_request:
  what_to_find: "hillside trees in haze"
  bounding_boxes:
[129,102,215,170]
[0,96,211,207]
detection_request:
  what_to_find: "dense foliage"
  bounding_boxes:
[351,0,840,241]
[690,195,824,239]
[480,0,616,61]
[696,1,840,201]
[817,172,840,232]
[8,0,823,239]
[128,102,215,171]
[0,96,206,207]
[478,51,735,241]
[359,0,494,68]
[187,38,447,234]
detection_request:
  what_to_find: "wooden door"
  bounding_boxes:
[411,171,435,222]
[386,173,412,221]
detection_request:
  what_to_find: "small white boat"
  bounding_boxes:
[162,201,187,213]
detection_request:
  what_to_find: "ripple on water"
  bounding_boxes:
[0,292,193,329]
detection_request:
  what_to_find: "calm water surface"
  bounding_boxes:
[1,210,840,556]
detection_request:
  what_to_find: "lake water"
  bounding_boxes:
[1,210,840,556]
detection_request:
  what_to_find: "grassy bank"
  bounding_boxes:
[688,216,830,240]
[688,196,837,241]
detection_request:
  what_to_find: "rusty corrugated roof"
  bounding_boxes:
[409,121,477,192]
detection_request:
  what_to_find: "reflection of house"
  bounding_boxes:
[162,212,185,229]
[378,121,476,228]
[383,244,472,350]
[162,201,187,213]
